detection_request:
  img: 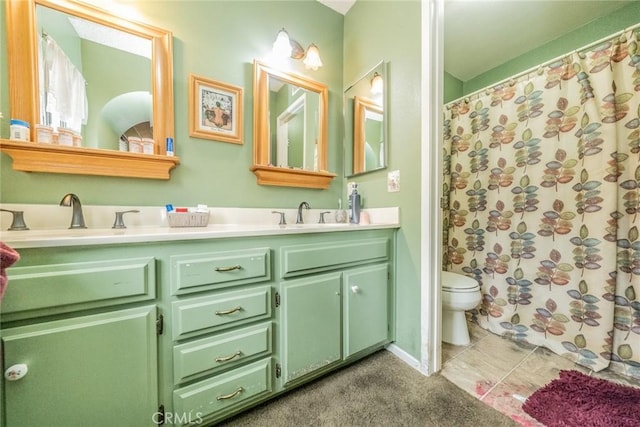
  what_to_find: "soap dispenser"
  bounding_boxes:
[349,183,361,224]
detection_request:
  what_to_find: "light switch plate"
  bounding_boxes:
[387,170,400,192]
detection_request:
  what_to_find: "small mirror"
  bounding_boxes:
[344,61,387,177]
[252,60,336,189]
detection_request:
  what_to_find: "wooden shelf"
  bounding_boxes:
[0,139,180,180]
[250,164,336,189]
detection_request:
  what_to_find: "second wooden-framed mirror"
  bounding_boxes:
[0,0,178,179]
[344,61,387,177]
[251,60,336,189]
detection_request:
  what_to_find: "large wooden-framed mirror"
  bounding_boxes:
[344,61,387,177]
[251,60,336,189]
[0,0,178,179]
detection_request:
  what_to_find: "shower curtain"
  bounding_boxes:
[443,29,640,379]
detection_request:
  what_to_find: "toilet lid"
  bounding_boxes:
[441,271,480,291]
[442,283,480,292]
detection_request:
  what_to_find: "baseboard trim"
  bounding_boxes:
[385,344,428,375]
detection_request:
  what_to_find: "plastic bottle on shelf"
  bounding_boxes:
[349,183,361,224]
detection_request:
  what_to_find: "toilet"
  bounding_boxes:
[441,271,481,346]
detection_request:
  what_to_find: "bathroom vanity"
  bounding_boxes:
[0,210,398,426]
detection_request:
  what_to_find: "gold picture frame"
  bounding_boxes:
[189,74,243,144]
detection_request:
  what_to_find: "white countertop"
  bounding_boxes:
[0,205,400,249]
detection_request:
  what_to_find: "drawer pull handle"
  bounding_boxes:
[215,306,242,316]
[214,265,242,272]
[215,351,242,363]
[217,387,243,401]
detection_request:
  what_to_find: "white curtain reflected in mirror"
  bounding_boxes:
[344,61,387,177]
[36,4,152,150]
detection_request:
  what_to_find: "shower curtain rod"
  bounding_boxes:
[446,21,640,107]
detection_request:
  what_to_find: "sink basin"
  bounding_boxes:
[281,223,353,229]
[3,227,135,240]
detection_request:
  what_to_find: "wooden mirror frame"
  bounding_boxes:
[353,96,384,175]
[251,60,336,189]
[0,0,179,179]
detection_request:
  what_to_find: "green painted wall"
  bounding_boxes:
[344,0,422,359]
[443,71,462,104]
[82,41,151,150]
[0,0,344,210]
[462,2,640,95]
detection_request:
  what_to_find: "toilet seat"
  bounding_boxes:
[442,283,480,293]
[441,271,480,292]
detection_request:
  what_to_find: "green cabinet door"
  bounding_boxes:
[343,264,390,358]
[2,306,158,427]
[279,272,341,386]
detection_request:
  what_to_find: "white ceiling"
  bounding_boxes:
[317,0,356,15]
[444,0,634,82]
[319,0,635,82]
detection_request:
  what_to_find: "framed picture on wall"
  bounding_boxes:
[189,74,243,144]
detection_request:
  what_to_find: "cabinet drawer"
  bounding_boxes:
[171,248,269,295]
[2,257,155,318]
[281,238,388,278]
[173,322,272,383]
[172,286,271,340]
[173,358,272,423]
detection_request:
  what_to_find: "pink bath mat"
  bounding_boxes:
[522,370,640,426]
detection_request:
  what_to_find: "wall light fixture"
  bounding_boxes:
[370,72,383,95]
[272,28,323,71]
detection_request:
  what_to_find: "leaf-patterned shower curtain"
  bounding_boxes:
[443,30,640,379]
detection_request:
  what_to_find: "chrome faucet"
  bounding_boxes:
[59,193,87,229]
[296,201,310,224]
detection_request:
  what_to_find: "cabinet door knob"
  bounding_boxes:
[351,285,360,294]
[5,364,28,381]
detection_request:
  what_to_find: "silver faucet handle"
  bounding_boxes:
[0,209,29,231]
[112,210,140,229]
[319,211,330,224]
[272,211,286,225]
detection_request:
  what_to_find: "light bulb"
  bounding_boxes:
[303,44,323,71]
[273,29,292,59]
[370,72,383,95]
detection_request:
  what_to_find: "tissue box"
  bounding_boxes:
[167,212,210,227]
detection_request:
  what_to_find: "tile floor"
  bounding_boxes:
[440,321,640,426]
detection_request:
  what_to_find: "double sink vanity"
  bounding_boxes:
[0,0,394,424]
[1,205,399,426]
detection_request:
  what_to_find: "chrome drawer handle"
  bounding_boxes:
[215,350,242,363]
[217,387,243,401]
[214,265,242,272]
[215,306,242,316]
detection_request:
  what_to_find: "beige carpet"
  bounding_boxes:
[219,350,518,426]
